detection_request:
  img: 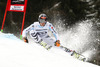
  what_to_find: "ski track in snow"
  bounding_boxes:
[0,32,99,67]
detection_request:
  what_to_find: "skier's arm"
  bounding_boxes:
[22,24,34,43]
[49,24,59,40]
[49,24,60,47]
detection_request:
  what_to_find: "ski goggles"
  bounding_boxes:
[39,17,47,23]
[40,17,47,19]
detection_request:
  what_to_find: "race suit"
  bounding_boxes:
[22,21,59,46]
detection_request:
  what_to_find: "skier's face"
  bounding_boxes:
[39,17,47,26]
[39,19,46,23]
[40,22,46,26]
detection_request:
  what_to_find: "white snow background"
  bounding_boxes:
[0,32,99,67]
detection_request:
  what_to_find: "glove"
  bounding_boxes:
[23,37,28,43]
[55,40,60,47]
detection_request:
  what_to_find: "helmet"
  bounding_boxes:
[38,14,47,23]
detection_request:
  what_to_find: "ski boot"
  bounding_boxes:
[60,46,74,55]
[39,41,52,50]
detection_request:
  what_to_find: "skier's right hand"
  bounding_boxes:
[23,37,28,43]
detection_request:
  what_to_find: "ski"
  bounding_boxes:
[39,42,86,61]
[39,41,52,50]
[60,46,86,62]
[71,51,86,61]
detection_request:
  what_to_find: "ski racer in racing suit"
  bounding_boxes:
[22,14,60,47]
[22,14,86,61]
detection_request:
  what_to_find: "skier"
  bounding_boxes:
[22,13,86,61]
[22,13,60,48]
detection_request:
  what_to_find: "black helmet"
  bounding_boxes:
[38,14,47,23]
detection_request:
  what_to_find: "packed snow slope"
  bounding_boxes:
[0,32,99,67]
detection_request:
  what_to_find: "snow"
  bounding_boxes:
[0,33,99,67]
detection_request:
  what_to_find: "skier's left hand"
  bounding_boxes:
[55,40,60,47]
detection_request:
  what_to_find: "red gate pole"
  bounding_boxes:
[20,12,26,39]
[1,0,9,32]
[20,0,28,39]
